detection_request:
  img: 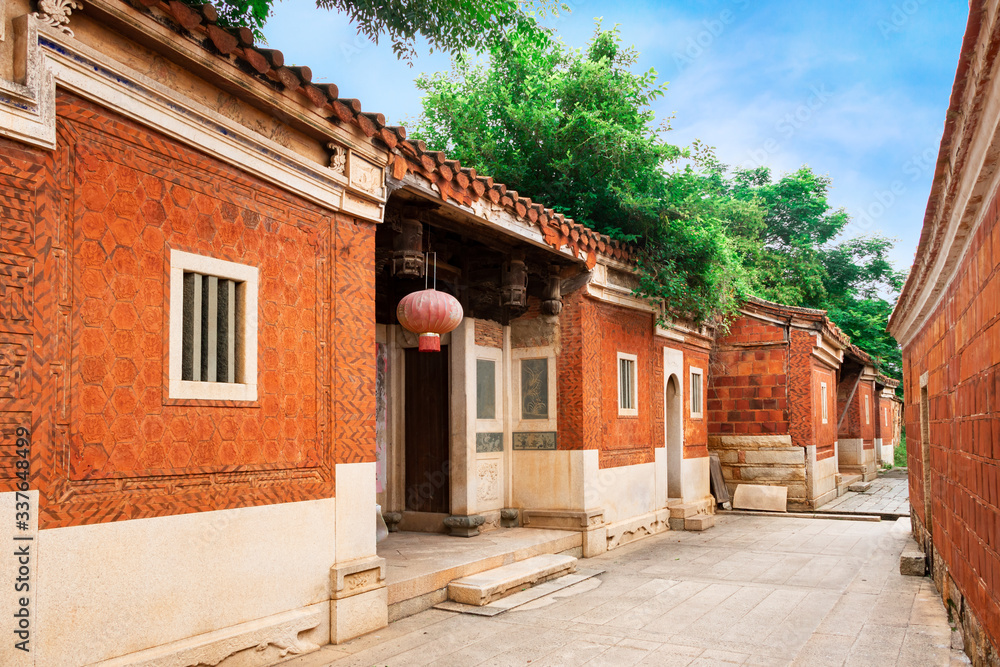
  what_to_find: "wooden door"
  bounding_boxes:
[404,346,450,513]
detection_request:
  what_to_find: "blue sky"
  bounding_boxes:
[264,0,969,273]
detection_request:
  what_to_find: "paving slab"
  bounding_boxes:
[818,468,911,517]
[276,513,964,667]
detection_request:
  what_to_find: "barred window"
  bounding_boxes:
[690,368,704,418]
[168,250,258,402]
[618,352,638,416]
[182,272,244,383]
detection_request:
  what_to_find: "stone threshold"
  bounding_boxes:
[718,509,881,522]
[434,568,605,617]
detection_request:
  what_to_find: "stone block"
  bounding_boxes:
[668,502,703,519]
[739,465,805,481]
[448,554,577,606]
[684,514,715,531]
[744,449,805,465]
[848,481,872,493]
[900,539,927,576]
[733,484,787,512]
[331,586,387,644]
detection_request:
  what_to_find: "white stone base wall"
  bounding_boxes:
[839,438,878,481]
[806,447,839,510]
[27,498,337,667]
[513,449,712,556]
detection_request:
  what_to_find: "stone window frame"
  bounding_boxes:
[512,346,557,433]
[689,367,704,419]
[821,381,829,424]
[168,249,259,402]
[617,352,639,417]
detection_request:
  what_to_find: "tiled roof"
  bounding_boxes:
[743,296,852,349]
[133,0,631,269]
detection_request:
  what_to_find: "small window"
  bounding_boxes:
[690,367,703,418]
[864,394,870,425]
[617,352,638,416]
[169,250,258,401]
[821,382,828,424]
[182,272,244,383]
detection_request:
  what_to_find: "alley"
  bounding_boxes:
[280,514,963,666]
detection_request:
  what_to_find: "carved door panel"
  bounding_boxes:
[404,346,450,513]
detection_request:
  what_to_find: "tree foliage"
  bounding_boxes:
[410,24,905,384]
[413,25,750,322]
[208,0,560,54]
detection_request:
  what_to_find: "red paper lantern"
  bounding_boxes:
[396,289,463,352]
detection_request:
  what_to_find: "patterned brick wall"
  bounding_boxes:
[474,318,503,349]
[0,93,376,529]
[555,293,707,467]
[708,315,789,436]
[903,177,1000,650]
[810,366,838,459]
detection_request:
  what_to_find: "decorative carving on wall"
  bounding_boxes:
[216,93,292,148]
[33,0,82,37]
[477,460,500,503]
[327,143,347,174]
[350,154,383,197]
[475,432,503,453]
[512,432,557,450]
[520,358,549,419]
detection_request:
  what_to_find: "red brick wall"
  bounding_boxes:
[902,178,1000,649]
[838,381,875,447]
[811,365,837,459]
[0,94,376,529]
[681,347,710,459]
[708,315,789,437]
[555,294,707,466]
[474,319,503,348]
[592,300,654,468]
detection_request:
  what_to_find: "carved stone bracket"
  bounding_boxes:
[443,514,485,538]
[330,555,386,600]
[33,0,81,37]
[326,142,347,175]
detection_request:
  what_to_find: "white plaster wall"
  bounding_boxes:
[584,460,657,524]
[814,453,838,499]
[838,438,864,466]
[511,449,588,511]
[34,497,336,666]
[654,447,668,509]
[881,443,895,463]
[681,456,711,504]
[336,462,376,562]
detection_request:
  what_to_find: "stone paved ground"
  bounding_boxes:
[280,514,966,667]
[817,468,911,517]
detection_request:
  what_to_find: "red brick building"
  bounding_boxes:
[0,0,718,663]
[836,345,880,483]
[888,1,1000,663]
[708,298,851,509]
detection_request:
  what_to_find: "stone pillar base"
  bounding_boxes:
[330,556,388,644]
[522,509,607,558]
[443,514,485,537]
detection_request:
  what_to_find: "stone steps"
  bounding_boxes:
[447,554,578,606]
[683,514,715,531]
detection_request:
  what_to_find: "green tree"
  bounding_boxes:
[412,25,751,322]
[209,0,559,54]
[709,164,905,383]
